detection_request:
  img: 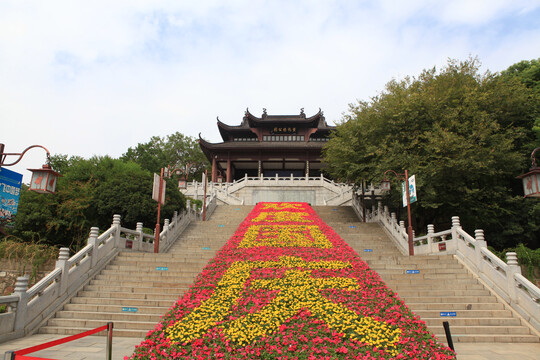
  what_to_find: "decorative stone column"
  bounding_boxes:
[56,247,70,296]
[506,252,522,304]
[136,222,144,251]
[474,230,487,275]
[88,227,100,267]
[112,214,121,248]
[13,275,29,331]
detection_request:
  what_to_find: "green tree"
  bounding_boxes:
[324,58,539,249]
[122,132,209,181]
[10,156,185,249]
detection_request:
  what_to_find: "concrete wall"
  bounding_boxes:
[232,186,339,205]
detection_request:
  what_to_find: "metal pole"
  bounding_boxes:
[154,167,164,253]
[442,321,454,351]
[106,322,114,360]
[405,169,414,256]
[4,350,15,360]
[202,169,207,221]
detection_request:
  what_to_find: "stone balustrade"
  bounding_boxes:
[352,194,540,332]
[0,206,196,343]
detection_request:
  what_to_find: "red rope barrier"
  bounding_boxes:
[14,324,109,356]
[16,355,58,360]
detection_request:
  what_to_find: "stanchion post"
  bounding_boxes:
[4,350,15,360]
[442,321,454,351]
[106,322,114,360]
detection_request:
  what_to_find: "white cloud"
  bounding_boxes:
[1,0,539,181]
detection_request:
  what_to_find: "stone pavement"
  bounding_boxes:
[1,334,540,359]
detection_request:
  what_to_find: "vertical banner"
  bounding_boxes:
[402,175,417,207]
[0,168,23,224]
[152,173,166,205]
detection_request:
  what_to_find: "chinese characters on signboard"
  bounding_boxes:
[0,167,23,225]
[272,127,297,134]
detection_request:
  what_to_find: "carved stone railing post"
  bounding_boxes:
[506,252,521,304]
[186,200,191,217]
[135,222,144,251]
[13,275,29,331]
[112,214,121,248]
[88,227,100,268]
[56,247,70,295]
[162,219,170,249]
[399,220,405,233]
[474,229,486,274]
[449,216,461,253]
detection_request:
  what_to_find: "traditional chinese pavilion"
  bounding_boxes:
[199,108,335,182]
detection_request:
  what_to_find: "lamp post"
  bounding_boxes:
[381,169,415,256]
[0,143,61,194]
[517,147,540,198]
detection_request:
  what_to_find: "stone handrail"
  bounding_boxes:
[358,194,540,332]
[0,207,191,343]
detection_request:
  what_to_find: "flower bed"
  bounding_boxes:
[128,202,455,359]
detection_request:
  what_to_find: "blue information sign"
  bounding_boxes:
[202,247,210,250]
[0,168,23,221]
[122,307,138,312]
[440,312,457,317]
[406,270,420,274]
[156,267,168,271]
[364,249,373,252]
[349,225,356,228]
[218,224,225,227]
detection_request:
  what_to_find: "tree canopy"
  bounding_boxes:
[324,58,539,249]
[122,132,209,181]
[9,155,186,250]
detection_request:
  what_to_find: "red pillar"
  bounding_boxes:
[226,158,232,183]
[212,157,217,182]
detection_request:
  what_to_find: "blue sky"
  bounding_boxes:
[1,0,539,181]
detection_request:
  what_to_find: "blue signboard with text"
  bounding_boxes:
[0,167,23,221]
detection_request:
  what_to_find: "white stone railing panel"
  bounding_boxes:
[355,191,540,332]
[0,206,190,342]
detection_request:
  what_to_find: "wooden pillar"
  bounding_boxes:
[306,160,310,178]
[212,157,217,182]
[258,160,262,178]
[226,158,232,183]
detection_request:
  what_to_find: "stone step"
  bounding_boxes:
[63,303,167,315]
[47,318,156,331]
[401,296,498,304]
[406,302,504,310]
[71,296,176,308]
[422,317,523,327]
[432,334,540,343]
[84,284,188,295]
[411,309,512,318]
[89,279,192,288]
[77,290,180,301]
[56,310,162,323]
[40,326,148,338]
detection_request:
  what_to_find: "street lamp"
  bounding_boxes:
[166,163,195,189]
[517,148,540,198]
[381,169,415,256]
[0,143,61,194]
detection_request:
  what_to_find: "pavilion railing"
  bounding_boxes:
[183,175,355,205]
[0,206,195,343]
[353,193,540,332]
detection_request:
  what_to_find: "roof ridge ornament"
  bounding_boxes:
[300,108,305,118]
[262,108,267,117]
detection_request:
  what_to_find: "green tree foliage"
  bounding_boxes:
[324,58,539,249]
[10,156,185,249]
[501,58,540,146]
[122,132,209,181]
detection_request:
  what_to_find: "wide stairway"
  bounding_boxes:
[39,206,254,337]
[313,206,540,344]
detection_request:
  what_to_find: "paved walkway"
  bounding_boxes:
[1,334,539,359]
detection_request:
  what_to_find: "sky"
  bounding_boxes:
[1,0,540,182]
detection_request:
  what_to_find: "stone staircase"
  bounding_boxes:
[38,205,254,337]
[313,206,540,344]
